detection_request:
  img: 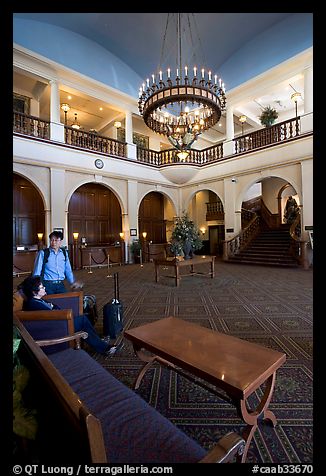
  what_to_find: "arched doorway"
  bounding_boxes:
[138,192,166,243]
[68,183,122,245]
[13,173,45,247]
[187,189,225,256]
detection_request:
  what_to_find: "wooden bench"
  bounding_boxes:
[13,312,245,464]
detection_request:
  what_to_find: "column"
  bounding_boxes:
[300,66,313,133]
[125,110,137,160]
[303,66,313,114]
[50,168,67,245]
[223,105,235,156]
[127,180,138,262]
[49,80,65,142]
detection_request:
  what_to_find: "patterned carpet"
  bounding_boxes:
[13,258,313,463]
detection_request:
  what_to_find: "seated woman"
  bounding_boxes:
[20,275,117,357]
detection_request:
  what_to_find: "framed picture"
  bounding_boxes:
[130,229,137,236]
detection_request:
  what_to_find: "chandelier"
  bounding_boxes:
[138,13,226,160]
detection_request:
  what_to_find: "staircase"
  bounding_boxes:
[227,225,298,267]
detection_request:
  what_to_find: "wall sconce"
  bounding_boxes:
[71,113,81,130]
[73,232,79,241]
[114,121,122,129]
[200,227,206,236]
[61,103,70,125]
[142,232,147,239]
[37,232,44,250]
[119,232,124,240]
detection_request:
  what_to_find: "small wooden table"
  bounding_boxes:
[154,255,215,287]
[124,317,286,462]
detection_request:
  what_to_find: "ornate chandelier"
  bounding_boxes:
[138,13,226,160]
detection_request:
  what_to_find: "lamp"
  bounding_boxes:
[119,232,124,240]
[138,13,226,159]
[72,232,79,270]
[71,113,81,130]
[114,121,122,129]
[291,92,302,118]
[200,227,206,236]
[37,232,44,250]
[61,103,70,125]
[239,115,247,135]
[176,150,190,162]
[142,232,147,239]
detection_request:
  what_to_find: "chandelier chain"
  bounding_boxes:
[158,13,171,73]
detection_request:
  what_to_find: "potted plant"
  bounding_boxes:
[259,105,278,127]
[170,213,203,259]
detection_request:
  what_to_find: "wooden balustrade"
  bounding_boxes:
[13,112,302,165]
[234,117,300,154]
[13,112,50,139]
[65,127,126,157]
[222,214,261,260]
[289,210,308,268]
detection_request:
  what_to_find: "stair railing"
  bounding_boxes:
[288,209,309,268]
[222,213,261,261]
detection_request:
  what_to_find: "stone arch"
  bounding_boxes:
[67,181,124,246]
[235,172,302,214]
[13,169,48,210]
[183,185,225,214]
[13,172,47,246]
[137,188,177,215]
[66,177,126,215]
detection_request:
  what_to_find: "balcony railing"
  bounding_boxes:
[137,142,223,166]
[234,117,300,154]
[13,112,303,165]
[64,127,126,157]
[13,112,50,139]
[206,201,224,221]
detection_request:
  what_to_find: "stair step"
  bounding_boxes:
[226,226,299,268]
[228,259,298,267]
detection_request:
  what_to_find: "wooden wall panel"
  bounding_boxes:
[68,183,122,245]
[13,174,45,246]
[139,192,166,243]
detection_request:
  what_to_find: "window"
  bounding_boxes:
[117,128,149,149]
[13,93,30,114]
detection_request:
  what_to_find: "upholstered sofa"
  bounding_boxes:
[13,291,245,463]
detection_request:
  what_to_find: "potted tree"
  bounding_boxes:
[259,106,278,127]
[170,213,203,259]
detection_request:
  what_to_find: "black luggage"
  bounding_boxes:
[83,294,98,325]
[103,272,123,339]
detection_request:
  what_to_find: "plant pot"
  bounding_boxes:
[183,240,192,260]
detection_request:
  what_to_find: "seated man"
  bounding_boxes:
[20,275,118,357]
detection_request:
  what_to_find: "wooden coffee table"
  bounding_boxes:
[124,317,286,462]
[154,255,215,287]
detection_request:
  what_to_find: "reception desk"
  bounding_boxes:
[13,250,38,277]
[80,245,122,269]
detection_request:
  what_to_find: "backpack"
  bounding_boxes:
[41,247,67,281]
[83,295,98,325]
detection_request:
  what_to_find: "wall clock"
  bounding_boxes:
[95,159,104,169]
